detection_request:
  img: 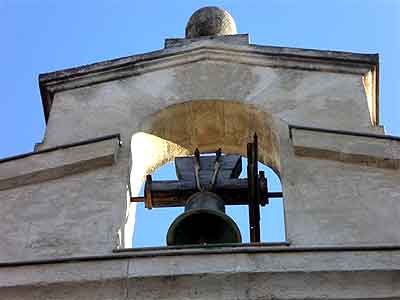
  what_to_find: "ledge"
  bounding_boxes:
[0,244,399,299]
[290,125,400,169]
[0,134,121,191]
[2,242,400,268]
[165,34,250,48]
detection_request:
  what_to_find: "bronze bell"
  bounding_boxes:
[166,191,242,246]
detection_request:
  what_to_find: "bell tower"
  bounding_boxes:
[0,6,399,299]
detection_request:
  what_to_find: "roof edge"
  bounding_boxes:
[39,42,379,123]
[39,44,378,83]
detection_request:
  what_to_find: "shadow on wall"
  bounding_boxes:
[138,100,282,173]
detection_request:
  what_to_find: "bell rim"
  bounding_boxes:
[166,208,242,246]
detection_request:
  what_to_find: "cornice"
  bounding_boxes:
[39,42,379,123]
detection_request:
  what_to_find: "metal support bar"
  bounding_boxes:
[194,148,203,192]
[144,174,153,209]
[259,171,268,206]
[247,133,261,243]
[210,148,222,189]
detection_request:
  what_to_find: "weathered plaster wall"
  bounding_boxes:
[1,248,399,299]
[0,44,394,261]
[0,148,130,262]
[139,101,282,172]
[285,158,400,246]
[279,126,400,246]
[42,60,373,149]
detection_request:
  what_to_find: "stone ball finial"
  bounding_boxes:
[185,7,237,39]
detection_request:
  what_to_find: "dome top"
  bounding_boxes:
[185,7,237,39]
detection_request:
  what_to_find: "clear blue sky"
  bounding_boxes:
[1,1,399,246]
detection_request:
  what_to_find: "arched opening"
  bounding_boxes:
[139,100,282,173]
[133,156,285,247]
[125,100,287,248]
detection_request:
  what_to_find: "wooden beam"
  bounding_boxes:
[130,177,281,208]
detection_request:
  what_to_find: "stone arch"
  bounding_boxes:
[125,100,286,247]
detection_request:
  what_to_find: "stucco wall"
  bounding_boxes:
[281,126,400,246]
[1,248,399,299]
[42,60,373,149]
[0,138,129,262]
[0,43,396,261]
